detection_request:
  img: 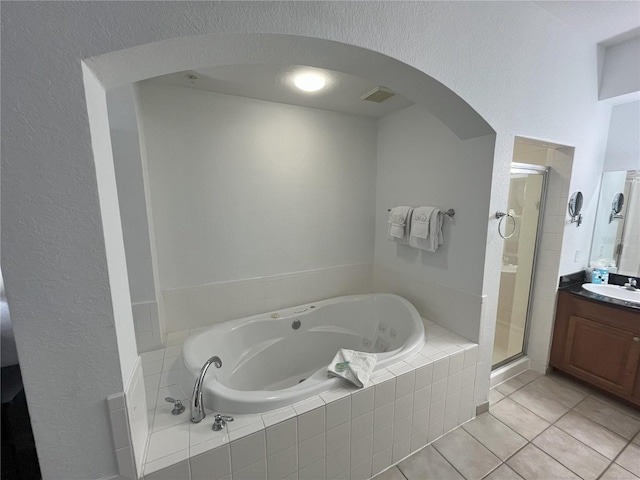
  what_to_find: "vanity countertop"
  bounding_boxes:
[558,271,640,312]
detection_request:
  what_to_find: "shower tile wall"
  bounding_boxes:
[160,263,373,337]
[373,265,484,344]
[107,358,149,478]
[526,149,574,373]
[132,302,163,352]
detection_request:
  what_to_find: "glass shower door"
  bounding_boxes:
[492,164,548,369]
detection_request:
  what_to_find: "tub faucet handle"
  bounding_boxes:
[165,397,186,415]
[212,414,234,431]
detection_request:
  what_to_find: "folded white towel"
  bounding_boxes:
[387,206,414,245]
[410,207,444,252]
[327,349,377,388]
[410,206,436,239]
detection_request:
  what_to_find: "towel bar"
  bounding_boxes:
[387,208,455,218]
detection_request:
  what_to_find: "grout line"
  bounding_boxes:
[577,394,640,435]
[479,462,504,480]
[557,406,629,447]
[499,441,530,471]
[428,443,470,480]
[492,380,572,471]
[597,436,635,480]
[396,464,410,480]
[494,393,550,426]
[528,420,604,479]
[463,413,529,462]
[500,378,637,480]
[390,370,640,480]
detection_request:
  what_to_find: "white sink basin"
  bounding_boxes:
[582,284,640,305]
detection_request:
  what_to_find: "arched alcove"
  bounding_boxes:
[87,33,494,140]
[83,31,498,476]
[85,28,497,387]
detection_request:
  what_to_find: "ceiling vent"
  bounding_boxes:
[360,87,396,103]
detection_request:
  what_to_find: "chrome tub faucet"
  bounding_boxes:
[190,355,222,423]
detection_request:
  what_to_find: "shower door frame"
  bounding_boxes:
[614,171,638,271]
[492,162,549,370]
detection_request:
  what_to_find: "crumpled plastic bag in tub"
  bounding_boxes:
[327,348,377,388]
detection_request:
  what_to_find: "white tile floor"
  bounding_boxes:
[375,370,640,480]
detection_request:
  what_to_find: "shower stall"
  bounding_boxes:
[493,163,548,368]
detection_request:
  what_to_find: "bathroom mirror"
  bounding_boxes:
[568,191,583,226]
[590,170,640,276]
[609,192,624,223]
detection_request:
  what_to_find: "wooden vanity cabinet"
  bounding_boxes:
[550,291,640,407]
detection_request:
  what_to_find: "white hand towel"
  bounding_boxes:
[429,208,444,250]
[327,349,377,388]
[410,206,436,239]
[409,207,444,252]
[388,206,414,245]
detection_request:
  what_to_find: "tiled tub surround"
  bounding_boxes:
[133,301,163,353]
[373,265,485,355]
[161,263,374,336]
[108,359,149,478]
[135,319,478,479]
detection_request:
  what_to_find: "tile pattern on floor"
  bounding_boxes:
[375,369,640,480]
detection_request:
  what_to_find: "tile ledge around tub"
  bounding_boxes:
[138,323,479,479]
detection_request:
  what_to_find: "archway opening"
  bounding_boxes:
[83,31,497,475]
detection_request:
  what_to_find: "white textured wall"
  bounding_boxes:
[373,105,495,341]
[600,36,640,101]
[513,148,548,166]
[2,2,613,478]
[110,129,157,303]
[107,86,158,306]
[135,82,377,289]
[604,101,640,172]
[109,123,164,352]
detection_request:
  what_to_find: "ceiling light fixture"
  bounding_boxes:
[293,72,326,92]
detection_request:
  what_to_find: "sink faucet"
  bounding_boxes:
[190,355,222,423]
[624,278,638,291]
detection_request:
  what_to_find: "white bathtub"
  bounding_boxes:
[179,293,425,414]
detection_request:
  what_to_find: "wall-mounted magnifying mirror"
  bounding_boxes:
[569,191,583,226]
[609,192,624,223]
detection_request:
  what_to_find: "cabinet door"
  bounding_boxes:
[633,364,640,405]
[563,314,640,396]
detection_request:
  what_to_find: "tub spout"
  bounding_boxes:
[191,355,222,423]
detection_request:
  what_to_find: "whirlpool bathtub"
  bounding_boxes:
[179,293,425,414]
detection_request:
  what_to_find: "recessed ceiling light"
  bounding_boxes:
[294,72,326,92]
